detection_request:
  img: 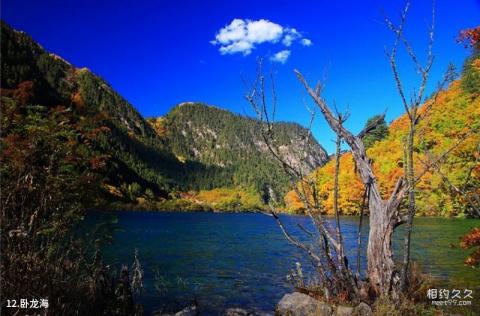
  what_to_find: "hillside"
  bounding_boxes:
[148,102,327,197]
[0,21,188,200]
[285,52,480,216]
[0,21,328,210]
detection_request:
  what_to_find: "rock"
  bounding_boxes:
[225,308,250,316]
[353,302,372,316]
[255,312,274,316]
[276,292,332,316]
[174,304,198,316]
[224,308,273,316]
[335,305,354,316]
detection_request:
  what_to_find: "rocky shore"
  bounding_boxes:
[164,292,372,316]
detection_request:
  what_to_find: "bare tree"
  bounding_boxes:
[246,60,363,301]
[382,1,461,291]
[295,69,405,296]
[248,1,474,303]
[295,1,471,299]
[384,1,434,292]
[332,107,350,284]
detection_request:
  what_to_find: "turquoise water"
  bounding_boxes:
[85,211,479,315]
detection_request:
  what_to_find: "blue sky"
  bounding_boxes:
[2,0,479,153]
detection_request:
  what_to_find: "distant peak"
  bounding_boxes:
[174,102,228,113]
[178,101,196,107]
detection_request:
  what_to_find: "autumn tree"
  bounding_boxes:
[249,1,474,303]
[0,81,142,315]
[297,1,466,298]
[456,26,480,270]
[458,26,480,95]
[460,228,480,267]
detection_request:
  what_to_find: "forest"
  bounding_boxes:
[285,56,480,217]
[1,6,479,315]
[0,20,330,213]
[5,17,478,217]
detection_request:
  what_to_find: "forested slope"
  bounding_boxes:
[1,21,328,210]
[148,102,328,198]
[286,52,480,216]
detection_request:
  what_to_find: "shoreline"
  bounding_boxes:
[87,206,480,219]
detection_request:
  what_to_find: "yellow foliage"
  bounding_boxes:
[286,153,365,215]
[196,187,263,211]
[284,190,305,212]
[472,58,480,72]
[136,197,147,205]
[286,61,480,216]
[176,154,186,163]
[102,183,124,198]
[147,117,167,137]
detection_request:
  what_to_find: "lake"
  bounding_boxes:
[85,211,479,315]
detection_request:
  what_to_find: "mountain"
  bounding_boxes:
[148,102,327,197]
[286,51,480,216]
[1,21,188,199]
[0,21,328,209]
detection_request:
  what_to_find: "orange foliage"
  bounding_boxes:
[71,90,85,109]
[89,155,108,170]
[285,63,480,216]
[147,117,168,137]
[1,81,34,105]
[458,26,480,49]
[102,184,125,198]
[285,153,364,215]
[460,227,480,267]
[284,190,304,212]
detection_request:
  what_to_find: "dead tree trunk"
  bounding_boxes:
[247,2,463,300]
[367,198,402,295]
[333,111,348,275]
[382,1,438,291]
[295,71,408,295]
[399,123,416,291]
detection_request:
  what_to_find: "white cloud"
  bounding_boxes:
[211,19,312,56]
[211,19,283,55]
[213,19,247,44]
[246,19,283,44]
[282,28,301,46]
[220,40,254,55]
[271,50,291,64]
[301,38,313,46]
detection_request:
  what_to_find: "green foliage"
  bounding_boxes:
[145,188,155,200]
[0,21,328,211]
[461,54,480,96]
[362,114,389,149]
[0,92,142,314]
[0,21,183,203]
[161,102,328,202]
[151,188,265,212]
[128,182,143,200]
[0,22,149,313]
[196,187,265,211]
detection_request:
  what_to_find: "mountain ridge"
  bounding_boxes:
[0,21,329,210]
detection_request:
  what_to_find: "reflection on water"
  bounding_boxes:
[85,211,479,315]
